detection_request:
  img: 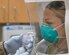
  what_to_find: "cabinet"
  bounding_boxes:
[0,0,8,23]
[0,0,38,23]
[9,0,30,23]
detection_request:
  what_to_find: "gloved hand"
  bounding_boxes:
[14,32,34,55]
[15,50,29,55]
[4,34,23,54]
[14,42,33,55]
[22,32,34,54]
[4,32,34,54]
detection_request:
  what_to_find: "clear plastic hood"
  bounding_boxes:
[24,0,64,3]
[25,0,69,55]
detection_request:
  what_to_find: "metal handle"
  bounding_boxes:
[2,6,6,20]
[13,6,17,22]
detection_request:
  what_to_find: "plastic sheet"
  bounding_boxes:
[25,0,68,54]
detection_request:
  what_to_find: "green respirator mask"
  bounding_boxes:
[40,24,59,44]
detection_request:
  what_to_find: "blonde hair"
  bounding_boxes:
[46,1,65,23]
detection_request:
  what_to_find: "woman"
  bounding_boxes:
[43,1,68,54]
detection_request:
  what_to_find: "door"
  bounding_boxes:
[0,0,8,23]
[9,0,30,23]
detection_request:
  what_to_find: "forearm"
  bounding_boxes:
[0,42,7,55]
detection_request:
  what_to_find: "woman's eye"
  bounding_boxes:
[44,18,53,24]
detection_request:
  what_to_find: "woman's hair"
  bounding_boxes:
[46,1,65,23]
[46,1,65,10]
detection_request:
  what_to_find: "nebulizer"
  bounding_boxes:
[25,0,68,55]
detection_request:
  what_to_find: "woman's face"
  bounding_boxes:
[43,8,65,38]
[43,8,68,52]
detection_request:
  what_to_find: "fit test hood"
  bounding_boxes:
[24,0,69,55]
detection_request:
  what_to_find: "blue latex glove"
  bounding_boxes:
[15,50,29,55]
[4,34,23,54]
[14,32,34,55]
[20,52,29,55]
[14,42,33,55]
[4,32,34,54]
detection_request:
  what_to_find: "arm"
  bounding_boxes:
[0,42,7,55]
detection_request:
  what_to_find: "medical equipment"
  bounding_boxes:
[2,25,34,41]
[3,25,36,55]
[26,2,59,44]
[25,0,68,54]
[40,24,58,44]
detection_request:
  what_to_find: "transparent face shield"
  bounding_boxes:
[25,1,68,54]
